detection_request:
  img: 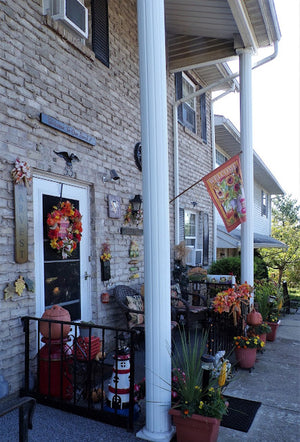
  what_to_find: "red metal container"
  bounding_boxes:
[39,338,73,399]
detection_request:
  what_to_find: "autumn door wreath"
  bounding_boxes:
[47,200,82,259]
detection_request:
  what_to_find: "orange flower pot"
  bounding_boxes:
[235,348,257,369]
[169,409,221,442]
[266,322,279,341]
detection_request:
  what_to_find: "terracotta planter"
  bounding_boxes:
[40,305,71,340]
[266,322,279,341]
[235,347,257,369]
[169,409,220,442]
[259,333,267,344]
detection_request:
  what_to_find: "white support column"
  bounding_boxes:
[136,1,174,441]
[239,49,254,286]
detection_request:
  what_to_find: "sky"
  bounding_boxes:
[213,0,300,203]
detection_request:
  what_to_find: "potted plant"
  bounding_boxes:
[247,322,271,344]
[212,283,252,326]
[254,280,282,341]
[100,241,111,281]
[266,313,280,341]
[169,330,229,442]
[233,335,265,369]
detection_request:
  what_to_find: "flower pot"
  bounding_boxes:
[40,305,71,339]
[169,409,220,442]
[266,322,279,341]
[101,259,111,281]
[235,348,257,369]
[259,333,267,344]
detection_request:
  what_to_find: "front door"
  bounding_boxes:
[33,176,91,321]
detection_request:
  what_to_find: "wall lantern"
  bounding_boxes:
[130,194,142,217]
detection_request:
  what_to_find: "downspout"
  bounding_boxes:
[173,40,278,246]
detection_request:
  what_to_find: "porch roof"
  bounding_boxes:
[165,0,281,90]
[214,115,285,195]
[217,225,287,249]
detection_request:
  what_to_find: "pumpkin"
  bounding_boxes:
[247,309,262,326]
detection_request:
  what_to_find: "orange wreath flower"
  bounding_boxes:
[47,200,82,259]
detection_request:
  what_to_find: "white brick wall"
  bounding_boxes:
[0,0,213,392]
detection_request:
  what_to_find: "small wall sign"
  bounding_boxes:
[40,113,96,146]
[108,195,121,218]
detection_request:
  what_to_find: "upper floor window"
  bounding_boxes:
[175,73,196,133]
[175,72,207,140]
[261,190,268,217]
[43,0,109,67]
[216,150,228,167]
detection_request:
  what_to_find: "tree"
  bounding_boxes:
[261,195,300,286]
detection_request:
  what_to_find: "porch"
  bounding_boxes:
[0,311,299,441]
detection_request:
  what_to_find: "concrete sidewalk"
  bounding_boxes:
[0,313,299,441]
[218,311,300,441]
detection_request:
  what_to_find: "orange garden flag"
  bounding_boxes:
[203,155,246,232]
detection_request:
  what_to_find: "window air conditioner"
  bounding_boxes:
[52,0,88,39]
[186,249,203,267]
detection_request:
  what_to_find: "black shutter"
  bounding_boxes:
[179,208,185,242]
[203,213,209,266]
[175,72,183,123]
[92,0,109,67]
[200,90,207,143]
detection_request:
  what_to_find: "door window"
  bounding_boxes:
[34,177,90,321]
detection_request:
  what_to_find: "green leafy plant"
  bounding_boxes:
[247,322,271,335]
[254,279,282,322]
[171,329,229,419]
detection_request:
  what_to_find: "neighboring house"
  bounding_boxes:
[214,115,286,259]
[0,4,281,429]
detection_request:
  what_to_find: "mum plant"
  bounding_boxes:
[212,283,252,325]
[171,329,228,420]
[233,335,265,350]
[247,322,271,336]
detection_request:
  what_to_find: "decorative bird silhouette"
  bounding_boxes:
[54,151,80,177]
[54,151,80,166]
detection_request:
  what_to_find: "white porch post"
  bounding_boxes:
[239,49,254,286]
[136,1,174,441]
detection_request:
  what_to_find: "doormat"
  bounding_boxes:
[221,396,261,432]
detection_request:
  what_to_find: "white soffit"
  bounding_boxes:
[165,0,281,75]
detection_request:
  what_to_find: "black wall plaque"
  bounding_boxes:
[40,113,96,146]
[120,227,143,236]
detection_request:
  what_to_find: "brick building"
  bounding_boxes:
[0,7,280,436]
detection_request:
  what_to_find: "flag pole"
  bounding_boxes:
[170,152,243,204]
[169,177,203,204]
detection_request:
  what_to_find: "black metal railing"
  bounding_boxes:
[204,309,245,356]
[21,317,137,431]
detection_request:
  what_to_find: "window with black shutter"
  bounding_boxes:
[92,0,109,67]
[175,72,196,133]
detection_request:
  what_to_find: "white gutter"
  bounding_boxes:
[173,41,278,245]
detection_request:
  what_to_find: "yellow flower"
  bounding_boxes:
[199,401,204,409]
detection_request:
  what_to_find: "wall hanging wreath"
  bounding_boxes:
[47,200,82,259]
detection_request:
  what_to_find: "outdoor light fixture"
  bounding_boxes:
[103,169,120,182]
[130,194,142,216]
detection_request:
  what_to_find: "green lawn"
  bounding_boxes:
[289,288,300,301]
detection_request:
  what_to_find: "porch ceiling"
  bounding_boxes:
[214,115,285,195]
[165,0,281,87]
